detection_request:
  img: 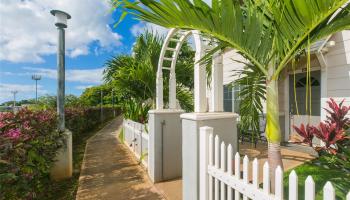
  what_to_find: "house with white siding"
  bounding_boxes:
[222,31,350,143]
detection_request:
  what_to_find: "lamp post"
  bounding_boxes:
[31,74,41,103]
[11,91,18,108]
[112,89,115,117]
[50,10,71,133]
[100,89,103,123]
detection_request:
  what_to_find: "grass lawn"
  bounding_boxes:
[41,119,115,200]
[283,161,350,200]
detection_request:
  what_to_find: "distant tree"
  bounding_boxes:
[79,85,113,107]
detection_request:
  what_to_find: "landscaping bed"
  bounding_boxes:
[0,107,120,200]
[283,161,350,200]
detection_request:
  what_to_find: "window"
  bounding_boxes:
[223,84,241,113]
[223,85,232,112]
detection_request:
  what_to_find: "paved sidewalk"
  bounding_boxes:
[76,117,165,200]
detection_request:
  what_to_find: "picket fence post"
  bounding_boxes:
[305,176,315,200]
[234,152,240,200]
[220,142,226,200]
[263,162,270,194]
[243,155,249,200]
[275,166,283,200]
[227,144,233,200]
[214,135,219,200]
[289,170,298,200]
[323,181,335,200]
[199,126,212,200]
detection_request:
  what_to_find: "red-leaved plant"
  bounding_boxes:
[293,98,350,154]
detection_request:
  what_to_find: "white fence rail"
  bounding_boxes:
[199,126,350,200]
[123,119,149,167]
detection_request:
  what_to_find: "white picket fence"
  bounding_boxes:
[199,126,350,200]
[123,119,149,167]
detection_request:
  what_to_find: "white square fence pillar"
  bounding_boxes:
[148,109,184,182]
[181,112,238,200]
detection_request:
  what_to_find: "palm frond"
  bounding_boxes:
[233,64,266,136]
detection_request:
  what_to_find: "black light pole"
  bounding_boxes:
[51,10,71,133]
[31,74,41,103]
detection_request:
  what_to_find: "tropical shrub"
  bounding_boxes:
[121,99,152,124]
[65,106,121,139]
[293,98,350,170]
[233,64,266,143]
[0,106,120,199]
[0,109,61,199]
[103,31,195,115]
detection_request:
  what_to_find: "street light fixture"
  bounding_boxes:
[31,74,41,103]
[11,90,18,108]
[51,9,71,133]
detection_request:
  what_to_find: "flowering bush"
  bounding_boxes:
[293,98,350,170]
[0,109,61,199]
[0,106,120,199]
[65,106,120,139]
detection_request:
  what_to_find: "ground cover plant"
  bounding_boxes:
[283,161,350,200]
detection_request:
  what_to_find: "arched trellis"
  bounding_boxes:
[156,28,223,112]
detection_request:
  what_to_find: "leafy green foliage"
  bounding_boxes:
[0,107,120,199]
[121,99,152,124]
[79,85,115,107]
[65,106,121,139]
[233,64,266,142]
[112,0,350,146]
[283,162,350,200]
[103,31,195,119]
[293,99,350,170]
[0,109,60,199]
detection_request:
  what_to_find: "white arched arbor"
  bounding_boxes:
[149,29,235,189]
[156,28,223,112]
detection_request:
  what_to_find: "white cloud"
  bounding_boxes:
[23,67,104,84]
[0,83,47,102]
[75,85,94,90]
[0,0,121,63]
[130,22,169,37]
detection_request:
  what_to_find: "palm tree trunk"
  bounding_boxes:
[266,75,284,191]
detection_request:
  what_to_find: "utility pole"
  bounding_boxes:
[31,74,41,103]
[51,10,71,133]
[11,91,18,108]
[100,89,103,122]
[112,89,115,117]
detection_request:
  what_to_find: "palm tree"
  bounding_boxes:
[104,31,195,111]
[113,0,350,175]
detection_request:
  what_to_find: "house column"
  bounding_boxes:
[210,52,224,112]
[194,49,207,112]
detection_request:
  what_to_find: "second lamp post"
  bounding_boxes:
[50,10,71,133]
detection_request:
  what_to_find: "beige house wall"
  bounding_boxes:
[321,31,350,121]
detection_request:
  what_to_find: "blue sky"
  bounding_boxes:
[0,0,167,103]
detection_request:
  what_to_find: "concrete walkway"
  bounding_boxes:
[76,117,165,200]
